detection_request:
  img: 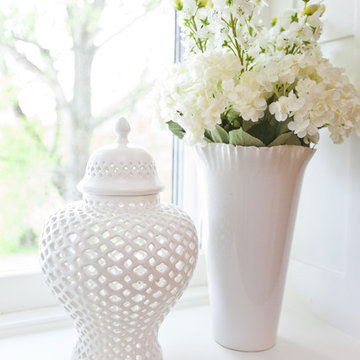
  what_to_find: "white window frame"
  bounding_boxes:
[171,12,208,290]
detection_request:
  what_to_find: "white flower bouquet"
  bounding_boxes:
[153,0,360,146]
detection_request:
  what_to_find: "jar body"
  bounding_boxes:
[40,194,198,360]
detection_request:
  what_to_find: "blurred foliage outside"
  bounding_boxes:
[0,0,174,260]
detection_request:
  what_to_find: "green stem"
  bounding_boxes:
[229,14,243,65]
[191,15,198,32]
[223,42,238,57]
[289,43,297,54]
[185,15,205,53]
[273,86,281,99]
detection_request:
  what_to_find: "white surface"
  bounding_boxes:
[0,286,209,339]
[195,143,314,351]
[1,305,360,360]
[0,272,59,314]
[273,0,360,339]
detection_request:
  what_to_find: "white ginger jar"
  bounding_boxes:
[40,118,198,360]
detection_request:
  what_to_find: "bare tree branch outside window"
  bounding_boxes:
[0,0,173,261]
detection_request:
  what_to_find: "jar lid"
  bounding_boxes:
[77,118,164,196]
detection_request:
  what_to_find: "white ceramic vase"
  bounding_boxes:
[40,119,198,360]
[195,143,314,352]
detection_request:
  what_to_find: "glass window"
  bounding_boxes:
[0,0,174,278]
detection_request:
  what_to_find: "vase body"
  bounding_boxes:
[195,143,314,352]
[40,194,198,360]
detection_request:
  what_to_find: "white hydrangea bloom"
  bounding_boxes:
[269,97,289,121]
[211,0,226,10]
[256,62,279,92]
[182,0,197,15]
[152,51,241,143]
[223,69,269,122]
[152,1,360,146]
[286,91,305,113]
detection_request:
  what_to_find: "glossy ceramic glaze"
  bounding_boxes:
[40,194,198,360]
[195,143,314,351]
[40,119,198,360]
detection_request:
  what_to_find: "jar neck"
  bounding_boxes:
[83,193,160,212]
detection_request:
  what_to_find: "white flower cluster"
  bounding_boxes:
[177,0,267,67]
[154,52,241,144]
[177,0,324,66]
[266,56,360,144]
[267,4,325,57]
[154,51,360,144]
[152,0,360,146]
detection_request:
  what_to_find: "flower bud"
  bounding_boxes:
[304,4,325,16]
[175,0,183,11]
[271,17,277,26]
[197,0,208,7]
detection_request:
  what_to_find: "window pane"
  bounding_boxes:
[0,0,174,274]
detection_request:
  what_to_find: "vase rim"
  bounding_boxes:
[195,143,316,153]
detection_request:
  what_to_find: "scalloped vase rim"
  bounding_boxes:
[196,143,316,154]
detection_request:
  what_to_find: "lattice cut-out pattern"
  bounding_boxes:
[40,195,198,360]
[85,160,157,179]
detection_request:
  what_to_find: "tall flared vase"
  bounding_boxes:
[195,143,315,352]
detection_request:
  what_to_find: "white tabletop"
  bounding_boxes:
[0,305,359,360]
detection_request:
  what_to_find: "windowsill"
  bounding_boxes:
[1,287,360,360]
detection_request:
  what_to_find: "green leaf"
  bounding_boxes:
[269,131,303,146]
[269,132,302,146]
[246,112,292,145]
[204,129,214,142]
[276,118,291,136]
[211,124,229,143]
[242,119,256,132]
[284,133,302,146]
[246,118,277,145]
[166,121,185,140]
[229,128,265,146]
[268,132,293,146]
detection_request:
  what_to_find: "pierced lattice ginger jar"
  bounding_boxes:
[40,118,198,360]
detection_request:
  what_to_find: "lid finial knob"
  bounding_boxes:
[115,117,130,145]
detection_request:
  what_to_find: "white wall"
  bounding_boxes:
[283,0,360,339]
